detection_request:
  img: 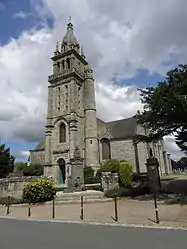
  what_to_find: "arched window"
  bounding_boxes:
[101,138,111,160]
[59,123,66,143]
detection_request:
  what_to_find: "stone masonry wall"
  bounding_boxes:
[0,176,47,200]
[110,139,136,171]
[137,142,148,172]
[29,150,45,165]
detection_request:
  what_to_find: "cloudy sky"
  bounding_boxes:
[0,0,186,162]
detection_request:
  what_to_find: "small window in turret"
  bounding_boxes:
[90,140,92,144]
[62,60,65,70]
[67,58,70,69]
[57,62,60,71]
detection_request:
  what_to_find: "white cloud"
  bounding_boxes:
[13,150,30,161]
[1,0,187,160]
[164,135,184,161]
[13,11,31,19]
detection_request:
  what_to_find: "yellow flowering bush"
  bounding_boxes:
[23,178,56,203]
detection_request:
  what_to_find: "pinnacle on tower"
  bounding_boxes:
[81,46,86,59]
[54,41,60,56]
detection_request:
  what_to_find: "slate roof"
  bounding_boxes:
[106,117,137,140]
[34,138,45,150]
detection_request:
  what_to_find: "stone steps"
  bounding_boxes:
[55,190,104,201]
[47,198,112,205]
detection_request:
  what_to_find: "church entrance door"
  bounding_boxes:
[57,158,66,184]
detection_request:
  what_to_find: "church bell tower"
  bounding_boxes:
[44,20,99,186]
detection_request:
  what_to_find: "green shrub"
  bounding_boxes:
[119,161,133,188]
[84,167,94,178]
[105,184,149,198]
[105,187,132,198]
[100,160,120,173]
[87,184,103,191]
[85,176,101,184]
[84,167,97,184]
[96,168,102,177]
[23,178,56,203]
[84,167,101,184]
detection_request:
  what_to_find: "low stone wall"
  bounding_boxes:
[0,176,51,200]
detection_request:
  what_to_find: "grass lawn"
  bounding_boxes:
[161,174,187,181]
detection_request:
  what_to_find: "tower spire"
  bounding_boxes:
[61,16,80,52]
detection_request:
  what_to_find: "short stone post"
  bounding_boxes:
[146,149,161,194]
[146,149,161,223]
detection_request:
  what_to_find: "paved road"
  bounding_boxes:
[0,218,187,249]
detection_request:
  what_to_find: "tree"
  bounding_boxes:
[14,161,27,172]
[23,164,44,176]
[171,159,178,170]
[136,64,187,153]
[177,157,187,170]
[0,144,15,178]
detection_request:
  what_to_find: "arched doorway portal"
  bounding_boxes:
[57,158,66,184]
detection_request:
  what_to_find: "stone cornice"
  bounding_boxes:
[48,69,84,84]
[51,49,88,65]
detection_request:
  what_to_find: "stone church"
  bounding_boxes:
[29,21,172,186]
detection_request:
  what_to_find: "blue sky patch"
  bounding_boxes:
[113,69,164,88]
[2,138,37,162]
[0,0,54,45]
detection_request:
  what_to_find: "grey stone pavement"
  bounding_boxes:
[1,218,187,249]
[1,198,187,227]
